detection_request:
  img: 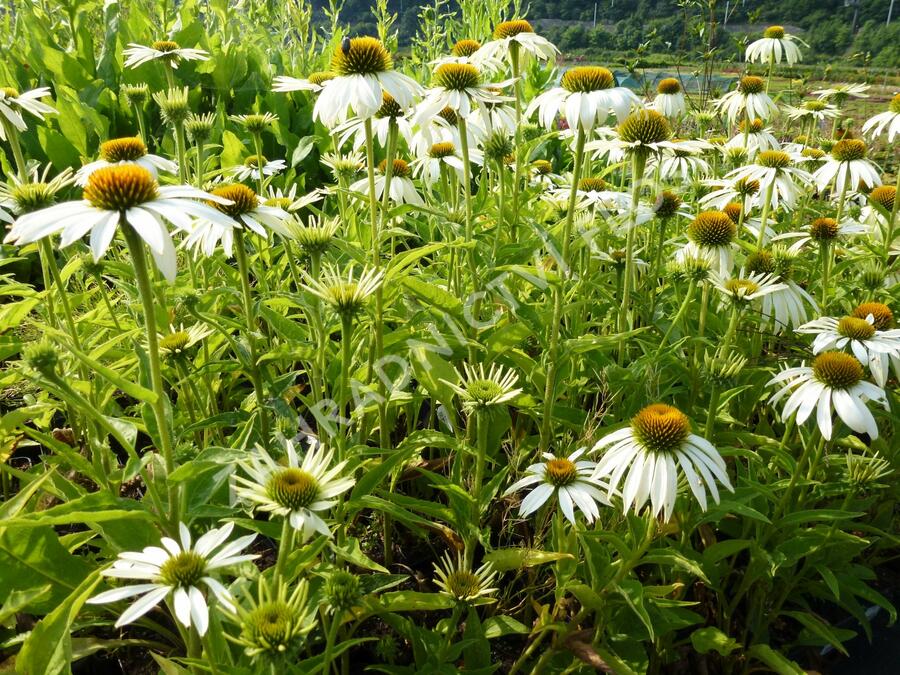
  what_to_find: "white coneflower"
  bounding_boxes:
[773,216,867,253]
[725,117,780,154]
[528,159,561,187]
[184,183,290,258]
[527,66,641,131]
[158,323,214,358]
[414,63,513,124]
[812,83,870,106]
[785,99,839,128]
[700,175,761,211]
[0,164,75,216]
[76,136,177,186]
[123,40,209,69]
[591,404,733,519]
[549,176,630,214]
[313,37,422,127]
[442,362,521,412]
[726,150,811,210]
[284,214,340,256]
[333,92,415,153]
[679,211,738,274]
[796,315,900,387]
[504,449,610,524]
[321,150,365,183]
[812,139,882,194]
[230,112,279,135]
[745,25,805,66]
[709,268,786,304]
[233,437,354,541]
[3,165,232,281]
[0,86,55,139]
[433,552,498,603]
[714,76,778,123]
[651,77,687,119]
[432,38,504,74]
[474,20,559,68]
[273,71,337,93]
[745,247,818,333]
[410,141,468,185]
[768,352,888,440]
[349,158,423,205]
[228,578,316,661]
[230,155,287,182]
[86,522,257,636]
[302,264,383,316]
[264,184,326,213]
[469,91,518,138]
[862,93,900,143]
[654,139,712,182]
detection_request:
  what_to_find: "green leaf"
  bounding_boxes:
[484,548,575,572]
[330,537,389,573]
[483,615,528,639]
[0,585,52,623]
[379,591,455,612]
[4,492,151,527]
[402,276,464,319]
[746,644,805,675]
[615,580,655,640]
[690,627,740,656]
[781,610,850,656]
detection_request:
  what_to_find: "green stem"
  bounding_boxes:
[754,179,775,249]
[3,120,28,180]
[40,239,82,351]
[656,279,696,356]
[273,517,295,583]
[618,150,649,359]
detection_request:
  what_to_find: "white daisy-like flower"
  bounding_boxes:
[678,211,738,274]
[549,176,631,214]
[785,99,840,127]
[123,40,209,69]
[812,139,882,194]
[158,323,214,357]
[184,183,290,258]
[527,66,641,132]
[714,76,778,123]
[433,552,498,603]
[726,150,811,210]
[413,62,514,125]
[0,164,75,217]
[333,92,415,153]
[233,437,355,541]
[349,158,423,206]
[745,248,819,333]
[699,175,762,211]
[273,71,336,93]
[86,522,257,636]
[725,118,780,154]
[504,449,610,524]
[442,362,521,412]
[812,83,870,105]
[862,93,900,143]
[469,97,518,139]
[591,404,733,520]
[0,86,56,139]
[709,268,787,304]
[473,20,559,68]
[230,156,287,182]
[768,351,888,440]
[410,141,477,185]
[76,136,177,186]
[745,26,806,66]
[3,164,232,282]
[528,159,562,187]
[653,139,712,182]
[773,216,868,253]
[796,315,900,387]
[321,150,365,182]
[313,37,423,128]
[302,264,384,316]
[651,78,687,119]
[432,38,505,75]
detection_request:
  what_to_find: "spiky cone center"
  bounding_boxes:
[725,147,748,164]
[155,89,189,124]
[803,99,827,112]
[890,93,900,114]
[735,177,760,197]
[838,316,876,340]
[561,66,615,93]
[332,37,392,76]
[122,84,150,104]
[308,71,337,86]
[757,150,791,169]
[544,458,579,487]
[429,141,455,158]
[723,202,743,223]
[266,197,293,210]
[464,378,505,405]
[852,302,894,330]
[654,190,682,218]
[325,571,361,613]
[689,211,736,247]
[438,107,458,125]
[246,602,294,649]
[631,404,691,454]
[739,76,766,95]
[240,114,275,134]
[579,177,609,192]
[159,551,206,587]
[244,154,266,168]
[532,159,553,175]
[294,226,335,253]
[618,109,671,145]
[738,117,764,134]
[378,158,411,178]
[10,182,58,213]
[725,279,761,298]
[809,217,839,242]
[494,19,534,39]
[152,40,180,52]
[609,249,627,267]
[708,136,728,146]
[434,63,480,91]
[1,86,20,99]
[870,185,895,211]
[484,133,513,161]
[24,342,59,374]
[159,330,190,353]
[452,39,482,57]
[83,165,159,211]
[266,467,320,510]
[442,568,483,600]
[185,115,214,139]
[812,352,863,389]
[375,92,403,118]
[764,25,785,39]
[657,77,681,95]
[801,148,824,160]
[211,184,257,218]
[832,139,867,162]
[100,136,147,164]
[745,250,776,275]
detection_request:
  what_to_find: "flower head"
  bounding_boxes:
[0,86,55,138]
[302,264,383,316]
[123,41,209,69]
[433,552,497,604]
[229,578,316,660]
